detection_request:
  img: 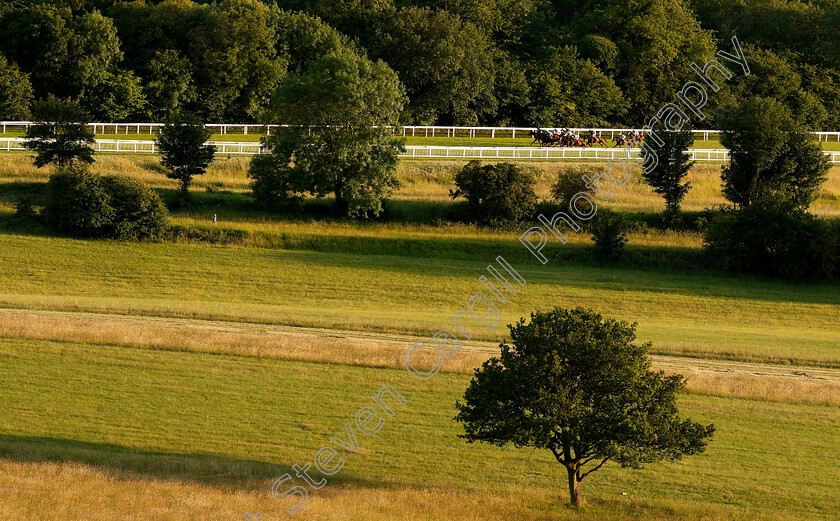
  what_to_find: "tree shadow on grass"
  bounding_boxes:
[0,434,374,490]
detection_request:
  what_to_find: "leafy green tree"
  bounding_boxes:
[82,69,146,121]
[143,49,196,120]
[455,307,715,507]
[526,46,626,127]
[641,129,695,214]
[450,161,537,225]
[365,6,496,125]
[718,97,829,209]
[0,54,33,119]
[255,48,405,218]
[188,0,287,121]
[24,95,95,168]
[553,0,717,123]
[156,111,216,196]
[274,9,355,75]
[0,6,122,100]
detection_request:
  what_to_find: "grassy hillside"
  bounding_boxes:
[0,234,837,366]
[2,338,839,521]
[1,150,839,520]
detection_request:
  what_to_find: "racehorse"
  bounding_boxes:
[561,134,587,147]
[530,129,562,147]
[584,134,608,148]
[614,133,645,147]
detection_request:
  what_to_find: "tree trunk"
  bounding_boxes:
[566,466,582,507]
[334,179,347,216]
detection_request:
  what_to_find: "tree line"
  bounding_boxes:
[2,0,839,129]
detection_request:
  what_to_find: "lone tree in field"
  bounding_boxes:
[24,95,95,168]
[156,111,216,197]
[455,307,714,508]
[718,97,829,210]
[641,127,695,214]
[250,48,405,218]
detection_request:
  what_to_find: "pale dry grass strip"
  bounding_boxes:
[3,309,840,407]
[0,460,787,521]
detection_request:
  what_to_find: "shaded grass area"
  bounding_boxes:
[1,338,838,520]
[0,233,838,365]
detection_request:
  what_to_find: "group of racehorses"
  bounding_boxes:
[529,128,644,148]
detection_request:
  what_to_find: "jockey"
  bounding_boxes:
[619,133,627,142]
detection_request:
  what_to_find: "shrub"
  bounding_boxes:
[13,195,38,220]
[45,165,167,239]
[590,210,628,259]
[550,166,596,207]
[248,151,305,210]
[45,165,114,236]
[100,175,168,240]
[450,161,537,225]
[703,197,838,279]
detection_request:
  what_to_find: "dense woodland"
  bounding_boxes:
[1,0,839,128]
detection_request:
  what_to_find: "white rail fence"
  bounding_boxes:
[3,137,840,163]
[3,121,840,143]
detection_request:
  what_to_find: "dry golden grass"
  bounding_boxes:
[3,309,839,408]
[3,153,839,215]
[0,459,789,521]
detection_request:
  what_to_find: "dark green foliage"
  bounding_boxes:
[703,197,839,280]
[590,210,628,259]
[2,0,840,126]
[81,69,146,121]
[99,174,168,240]
[24,95,95,168]
[156,111,216,194]
[44,164,113,236]
[641,129,695,213]
[0,54,33,119]
[364,6,495,125]
[525,46,627,127]
[45,164,167,239]
[248,151,306,210]
[455,307,715,507]
[450,161,537,225]
[718,98,830,210]
[13,195,38,220]
[255,49,405,219]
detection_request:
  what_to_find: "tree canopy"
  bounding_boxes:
[251,48,405,218]
[455,307,715,507]
[718,97,830,209]
[1,0,838,128]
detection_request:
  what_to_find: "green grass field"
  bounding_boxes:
[2,338,839,521]
[1,149,840,519]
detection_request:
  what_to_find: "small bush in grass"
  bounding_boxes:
[590,210,628,259]
[551,166,598,206]
[450,161,537,225]
[13,195,38,220]
[45,165,167,239]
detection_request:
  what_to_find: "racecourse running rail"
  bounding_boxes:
[3,121,840,143]
[2,137,840,163]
